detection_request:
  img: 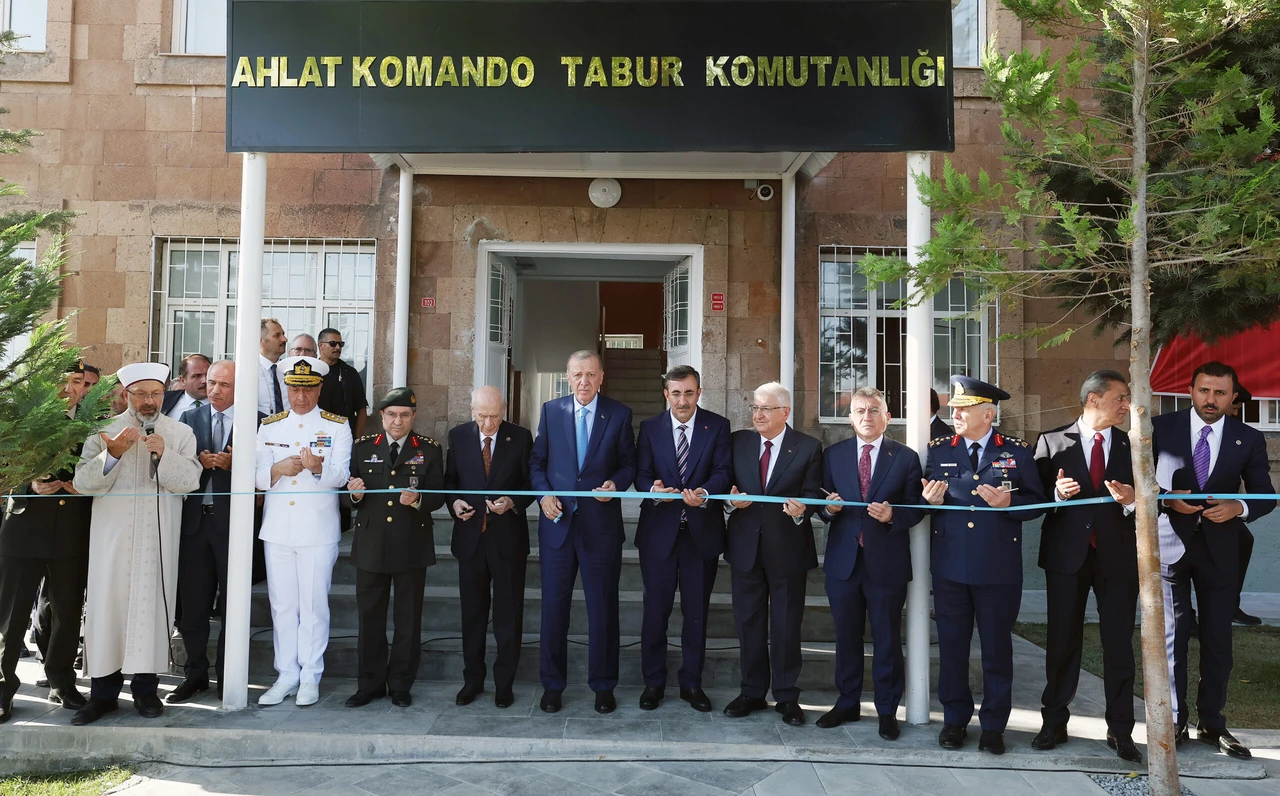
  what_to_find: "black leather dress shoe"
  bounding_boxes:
[594,689,617,714]
[978,730,1005,755]
[638,686,664,711]
[390,691,412,707]
[0,686,16,723]
[723,694,768,718]
[1107,733,1143,764]
[679,688,712,712]
[815,705,860,729]
[16,645,29,659]
[494,687,514,708]
[1197,725,1252,759]
[1031,723,1068,750]
[938,724,967,749]
[455,684,482,706]
[1175,722,1189,748]
[165,678,209,704]
[71,699,118,726]
[775,701,805,726]
[1233,608,1262,626]
[49,688,87,710]
[878,714,900,740]
[134,694,164,719]
[345,688,385,708]
[540,689,563,713]
[35,678,48,688]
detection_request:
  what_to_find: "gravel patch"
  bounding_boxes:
[1088,773,1194,796]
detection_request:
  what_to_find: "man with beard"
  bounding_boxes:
[0,361,94,721]
[70,362,203,724]
[258,318,290,416]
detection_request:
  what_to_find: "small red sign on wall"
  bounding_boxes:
[711,292,725,312]
[421,297,436,308]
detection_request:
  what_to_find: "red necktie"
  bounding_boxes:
[858,443,872,547]
[481,436,492,532]
[760,440,773,492]
[1089,432,1104,547]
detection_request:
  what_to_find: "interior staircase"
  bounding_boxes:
[600,347,667,435]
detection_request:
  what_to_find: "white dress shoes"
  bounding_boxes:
[296,683,320,707]
[258,680,299,706]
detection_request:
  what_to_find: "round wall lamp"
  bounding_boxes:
[589,177,622,208]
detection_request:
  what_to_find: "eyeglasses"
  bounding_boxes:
[290,347,316,356]
[321,341,345,348]
[749,405,785,414]
[850,407,884,417]
[127,389,165,401]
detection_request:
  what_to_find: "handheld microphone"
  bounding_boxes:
[144,422,158,478]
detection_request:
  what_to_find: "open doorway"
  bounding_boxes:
[473,242,705,428]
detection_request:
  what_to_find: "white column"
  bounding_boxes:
[904,151,934,725]
[392,166,413,387]
[779,173,796,411]
[223,152,267,711]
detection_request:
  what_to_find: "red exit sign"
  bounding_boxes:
[421,297,436,308]
[711,292,725,312]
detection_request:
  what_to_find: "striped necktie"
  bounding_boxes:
[677,424,689,522]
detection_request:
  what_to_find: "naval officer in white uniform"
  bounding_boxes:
[255,355,352,707]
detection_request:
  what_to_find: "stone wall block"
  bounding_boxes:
[504,205,542,241]
[93,166,155,201]
[704,210,729,246]
[179,202,219,236]
[145,95,199,132]
[72,60,133,95]
[538,206,577,242]
[86,96,146,131]
[414,241,452,278]
[155,166,211,201]
[573,207,606,242]
[702,244,728,283]
[313,169,375,205]
[602,207,641,243]
[635,208,674,243]
[725,280,750,318]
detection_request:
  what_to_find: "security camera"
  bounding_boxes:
[753,184,775,202]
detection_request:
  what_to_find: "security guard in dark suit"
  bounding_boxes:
[922,375,1046,755]
[0,361,94,721]
[344,387,445,708]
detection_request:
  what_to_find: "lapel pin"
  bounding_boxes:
[1236,439,1241,445]
[505,436,511,442]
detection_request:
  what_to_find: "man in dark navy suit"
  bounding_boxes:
[445,385,534,709]
[930,388,950,441]
[922,375,1046,755]
[169,360,264,703]
[1155,360,1274,759]
[530,350,636,714]
[1032,370,1141,763]
[162,354,211,420]
[816,387,924,739]
[722,381,823,727]
[634,365,731,713]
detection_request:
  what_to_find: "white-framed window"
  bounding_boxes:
[953,0,985,68]
[1156,394,1280,430]
[663,263,690,348]
[818,245,995,423]
[4,0,47,51]
[171,0,226,55]
[152,237,377,405]
[604,334,644,349]
[1,240,37,369]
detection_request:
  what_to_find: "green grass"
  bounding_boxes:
[1015,622,1280,729]
[0,767,133,796]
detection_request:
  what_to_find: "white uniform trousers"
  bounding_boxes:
[265,541,340,685]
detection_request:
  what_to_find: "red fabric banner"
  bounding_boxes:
[1150,325,1280,398]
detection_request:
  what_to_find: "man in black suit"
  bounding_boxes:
[0,361,93,721]
[445,385,535,709]
[162,354,211,420]
[1032,370,1141,763]
[723,381,823,726]
[169,359,263,703]
[634,365,732,713]
[1155,360,1275,759]
[930,388,950,441]
[345,387,445,708]
[816,387,925,739]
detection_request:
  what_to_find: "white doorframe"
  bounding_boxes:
[472,241,705,392]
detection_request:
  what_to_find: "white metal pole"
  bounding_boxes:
[392,166,413,387]
[780,173,796,413]
[904,151,934,725]
[223,152,267,710]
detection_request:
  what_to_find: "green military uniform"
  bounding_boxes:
[346,387,445,699]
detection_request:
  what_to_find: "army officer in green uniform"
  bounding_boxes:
[344,387,444,708]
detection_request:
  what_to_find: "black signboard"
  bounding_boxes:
[227,0,954,153]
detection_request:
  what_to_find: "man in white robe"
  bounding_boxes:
[71,362,202,724]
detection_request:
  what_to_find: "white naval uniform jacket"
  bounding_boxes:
[255,405,353,547]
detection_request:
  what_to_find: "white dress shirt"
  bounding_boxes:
[671,408,698,469]
[166,392,200,421]
[758,427,787,486]
[479,429,495,455]
[1188,412,1247,518]
[209,404,236,451]
[573,393,600,442]
[1055,418,1135,512]
[258,354,291,416]
[856,434,883,484]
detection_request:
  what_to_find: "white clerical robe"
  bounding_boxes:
[73,412,202,677]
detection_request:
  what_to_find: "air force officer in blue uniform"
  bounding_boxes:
[530,350,636,715]
[922,375,1046,755]
[634,365,732,713]
[816,387,925,739]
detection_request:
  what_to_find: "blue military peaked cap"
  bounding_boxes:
[949,374,1010,407]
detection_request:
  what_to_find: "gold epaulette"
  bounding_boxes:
[262,411,289,425]
[320,410,346,424]
[356,434,377,443]
[417,434,439,447]
[1003,435,1030,448]
[929,436,947,447]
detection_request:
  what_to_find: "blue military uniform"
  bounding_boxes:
[927,376,1046,742]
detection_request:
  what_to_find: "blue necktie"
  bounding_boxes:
[577,407,589,470]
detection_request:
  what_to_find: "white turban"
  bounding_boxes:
[115,362,170,388]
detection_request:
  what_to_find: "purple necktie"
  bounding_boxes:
[1193,425,1212,489]
[858,444,873,547]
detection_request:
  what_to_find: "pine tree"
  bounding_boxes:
[0,29,109,498]
[859,2,1280,792]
